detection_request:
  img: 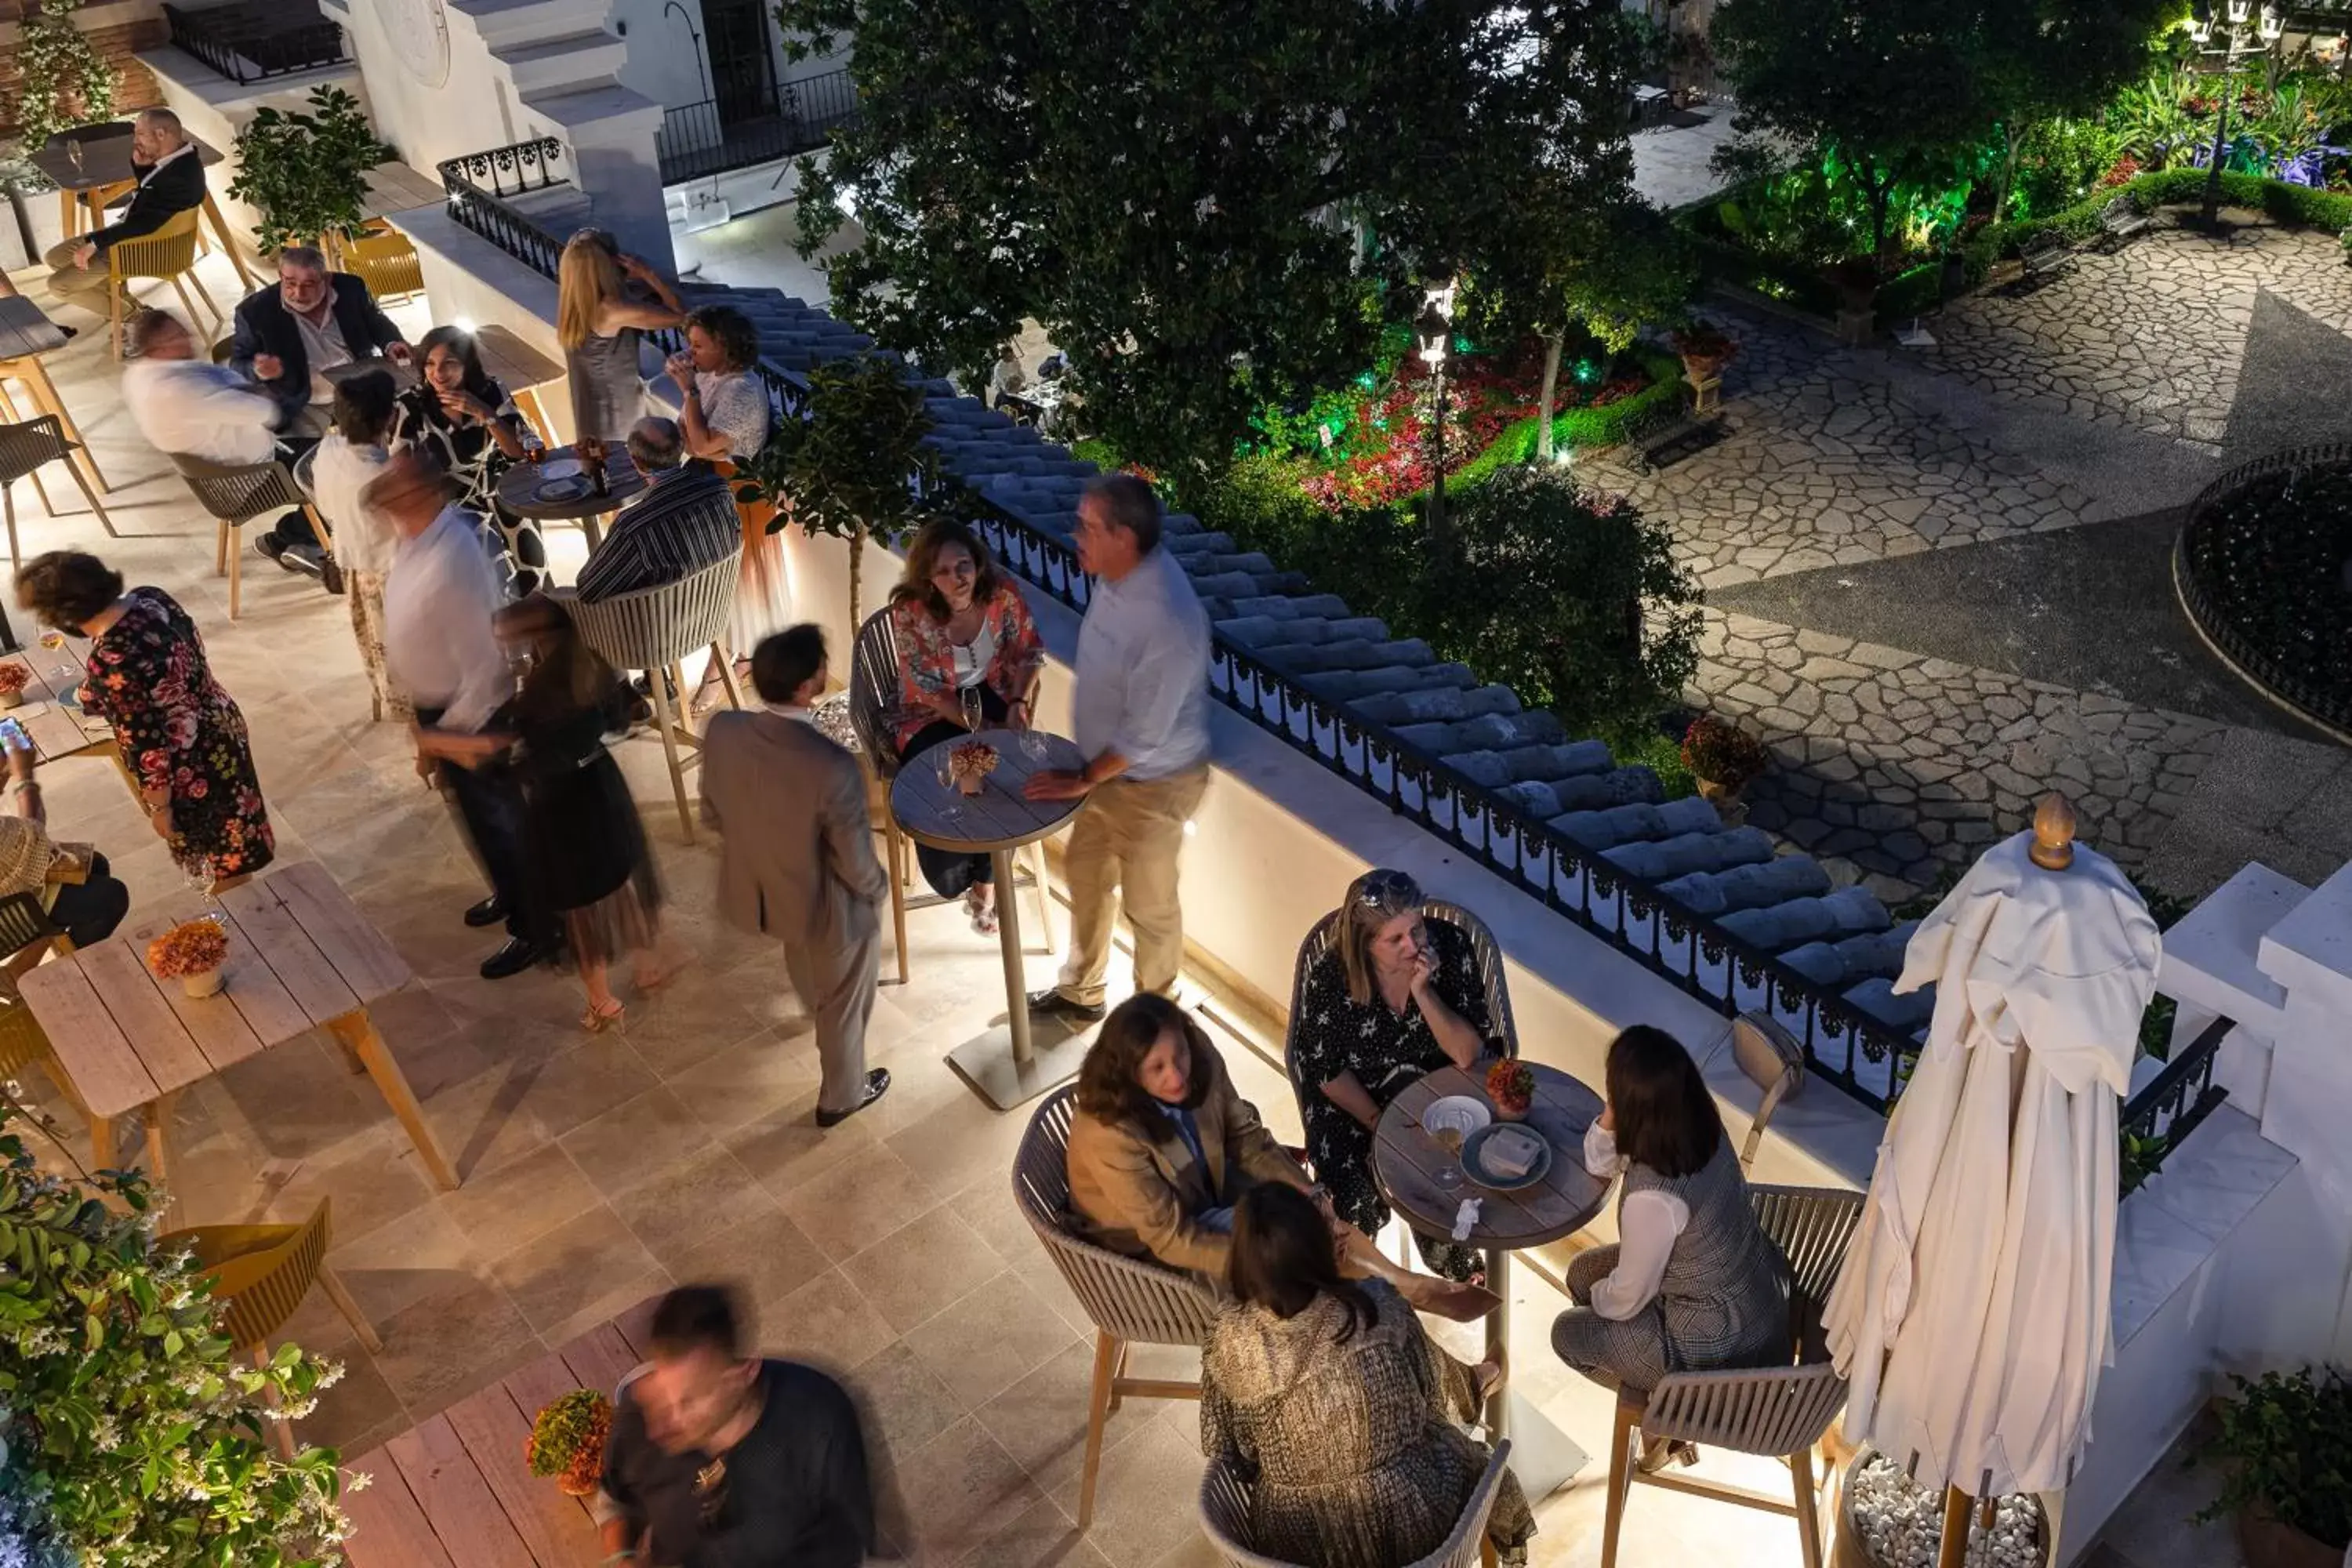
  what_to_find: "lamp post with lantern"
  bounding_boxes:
[2189,0,2285,230]
[1415,272,1457,549]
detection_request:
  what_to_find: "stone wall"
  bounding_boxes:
[0,3,166,140]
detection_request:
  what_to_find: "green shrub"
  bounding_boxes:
[1613,727,1697,800]
[2195,1367,2352,1550]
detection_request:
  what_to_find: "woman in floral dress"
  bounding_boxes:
[16,553,273,884]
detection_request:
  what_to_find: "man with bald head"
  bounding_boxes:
[572,416,742,604]
[31,109,208,318]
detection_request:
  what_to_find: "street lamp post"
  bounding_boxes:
[2190,0,2284,229]
[1416,274,1457,549]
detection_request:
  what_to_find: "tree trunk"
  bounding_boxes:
[1536,331,1563,464]
[1994,121,2027,224]
[847,533,863,640]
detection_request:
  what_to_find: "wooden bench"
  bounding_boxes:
[1628,402,1723,474]
[2016,234,2078,288]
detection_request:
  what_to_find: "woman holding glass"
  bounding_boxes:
[880,519,1042,935]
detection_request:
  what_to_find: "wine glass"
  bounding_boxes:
[1018,728,1051,764]
[960,687,983,733]
[934,746,964,822]
[67,141,83,176]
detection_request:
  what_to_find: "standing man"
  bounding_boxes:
[368,448,550,980]
[1024,474,1212,1021]
[598,1284,873,1567]
[699,626,891,1126]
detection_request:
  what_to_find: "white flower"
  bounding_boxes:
[345,1470,372,1494]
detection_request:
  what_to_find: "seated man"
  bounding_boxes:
[5,110,205,326]
[573,416,742,604]
[599,1284,871,1568]
[229,245,410,437]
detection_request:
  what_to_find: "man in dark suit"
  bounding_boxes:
[574,416,742,603]
[31,109,207,316]
[229,245,411,434]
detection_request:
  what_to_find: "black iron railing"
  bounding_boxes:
[2118,1012,2232,1195]
[163,2,348,85]
[655,68,858,185]
[437,138,570,279]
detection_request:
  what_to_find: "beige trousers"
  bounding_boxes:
[785,928,880,1114]
[43,239,112,305]
[346,571,413,723]
[1054,766,1210,1008]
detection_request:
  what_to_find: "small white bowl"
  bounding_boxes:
[1421,1095,1493,1140]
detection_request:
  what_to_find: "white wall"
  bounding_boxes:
[337,2,535,175]
[137,49,370,263]
[611,0,710,111]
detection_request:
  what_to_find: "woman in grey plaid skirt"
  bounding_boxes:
[1553,1025,1790,1461]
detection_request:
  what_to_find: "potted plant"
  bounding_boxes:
[147,917,230,997]
[2195,1367,2352,1568]
[1680,714,1769,803]
[227,85,396,262]
[1828,257,1880,346]
[0,664,30,710]
[526,1389,615,1497]
[1671,322,1737,385]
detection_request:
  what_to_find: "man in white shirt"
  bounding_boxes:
[311,370,406,721]
[369,448,550,981]
[121,311,277,465]
[1023,474,1213,1020]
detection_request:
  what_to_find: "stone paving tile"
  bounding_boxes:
[1696,610,2227,894]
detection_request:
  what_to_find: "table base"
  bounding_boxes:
[946,1015,1094,1111]
[1496,1387,1589,1500]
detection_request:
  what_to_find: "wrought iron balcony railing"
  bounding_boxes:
[163,2,348,86]
[436,138,570,280]
[655,68,858,185]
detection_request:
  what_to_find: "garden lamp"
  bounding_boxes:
[2187,9,2216,44]
[2227,0,2250,27]
[1414,285,1454,549]
[1415,300,1451,369]
[2259,5,2283,43]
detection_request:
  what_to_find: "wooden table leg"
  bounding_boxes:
[16,358,111,494]
[328,1008,459,1190]
[583,510,607,554]
[1485,1247,1510,1434]
[143,1087,182,1226]
[57,189,76,244]
[201,194,256,288]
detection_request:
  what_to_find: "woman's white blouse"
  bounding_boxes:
[1580,1120,1691,1321]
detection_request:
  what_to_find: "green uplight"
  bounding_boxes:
[1572,359,1599,384]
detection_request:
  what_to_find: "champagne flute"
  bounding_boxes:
[960,687,983,733]
[935,745,963,822]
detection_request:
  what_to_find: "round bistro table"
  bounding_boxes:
[1374,1060,1609,1473]
[495,445,648,557]
[891,727,1087,1110]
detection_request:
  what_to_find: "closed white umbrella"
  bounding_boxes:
[1824,798,2161,1532]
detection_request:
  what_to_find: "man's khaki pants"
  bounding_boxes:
[42,240,114,307]
[786,927,880,1115]
[1054,766,1210,1009]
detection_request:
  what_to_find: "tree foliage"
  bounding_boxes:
[775,0,1639,500]
[227,86,397,256]
[1976,0,2180,216]
[9,0,116,151]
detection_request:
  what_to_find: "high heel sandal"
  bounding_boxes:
[580,1000,626,1034]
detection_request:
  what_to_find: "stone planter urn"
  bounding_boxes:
[1835,1448,2054,1568]
[2236,1511,2344,1568]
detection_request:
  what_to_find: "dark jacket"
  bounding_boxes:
[88,149,207,254]
[230,274,405,425]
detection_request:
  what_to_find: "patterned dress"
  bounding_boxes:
[81,589,274,880]
[1292,919,1495,1280]
[1202,1279,1535,1567]
[390,378,539,595]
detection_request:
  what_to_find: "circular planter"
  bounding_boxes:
[555,1464,600,1499]
[2236,1509,2344,1568]
[182,968,225,1000]
[1695,775,1741,804]
[0,689,23,711]
[1835,1448,2053,1568]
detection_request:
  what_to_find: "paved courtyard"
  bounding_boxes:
[1587,216,2352,898]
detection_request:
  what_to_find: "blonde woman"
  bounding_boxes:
[556,230,684,443]
[1292,868,1501,1282]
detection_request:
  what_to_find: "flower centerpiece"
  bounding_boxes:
[146,919,230,998]
[524,1388,613,1497]
[949,739,999,797]
[1680,714,1770,804]
[0,663,29,710]
[1485,1058,1535,1122]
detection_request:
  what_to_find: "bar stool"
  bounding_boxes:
[169,453,328,620]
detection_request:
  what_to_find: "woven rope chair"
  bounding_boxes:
[107,209,220,358]
[0,412,113,568]
[572,550,744,842]
[848,605,1055,983]
[159,1196,382,1458]
[1013,1085,1222,1529]
[169,452,328,621]
[1596,1183,1865,1568]
[1200,1439,1513,1568]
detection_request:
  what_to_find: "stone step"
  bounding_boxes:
[1602,827,1777,884]
[495,28,628,95]
[452,0,609,47]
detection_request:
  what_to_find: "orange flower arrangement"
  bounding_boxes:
[0,664,30,696]
[949,740,1000,795]
[146,920,229,979]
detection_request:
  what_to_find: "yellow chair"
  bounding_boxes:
[162,1197,383,1458]
[107,209,220,360]
[343,222,425,304]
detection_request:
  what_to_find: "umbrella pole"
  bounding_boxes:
[1935,1486,1971,1568]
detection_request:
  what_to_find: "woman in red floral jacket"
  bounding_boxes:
[884,519,1043,933]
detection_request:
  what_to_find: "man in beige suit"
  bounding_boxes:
[699,626,892,1126]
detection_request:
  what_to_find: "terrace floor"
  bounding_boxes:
[1582,215,2352,902]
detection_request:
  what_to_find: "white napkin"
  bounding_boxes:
[1451,1198,1482,1242]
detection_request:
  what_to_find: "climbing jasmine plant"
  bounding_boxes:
[8,0,117,152]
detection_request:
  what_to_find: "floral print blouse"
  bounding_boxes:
[883,585,1045,753]
[81,588,274,879]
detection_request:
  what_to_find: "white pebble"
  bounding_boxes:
[1845,1454,2046,1568]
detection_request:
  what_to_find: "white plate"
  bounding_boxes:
[1465,1123,1553,1191]
[1421,1095,1492,1141]
[538,456,583,481]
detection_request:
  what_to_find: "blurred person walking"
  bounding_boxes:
[310,368,408,720]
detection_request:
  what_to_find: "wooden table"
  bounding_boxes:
[892,727,1087,1110]
[0,633,132,793]
[1374,1061,1607,1489]
[31,129,256,288]
[496,446,648,557]
[0,295,110,498]
[342,1297,661,1568]
[18,859,459,1215]
[474,324,564,445]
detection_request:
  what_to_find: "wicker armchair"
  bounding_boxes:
[0,412,113,568]
[1014,1085,1222,1528]
[107,208,219,358]
[1200,1439,1513,1568]
[848,604,1055,980]
[1597,1183,1865,1568]
[169,452,326,621]
[571,550,744,841]
[159,1197,382,1457]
